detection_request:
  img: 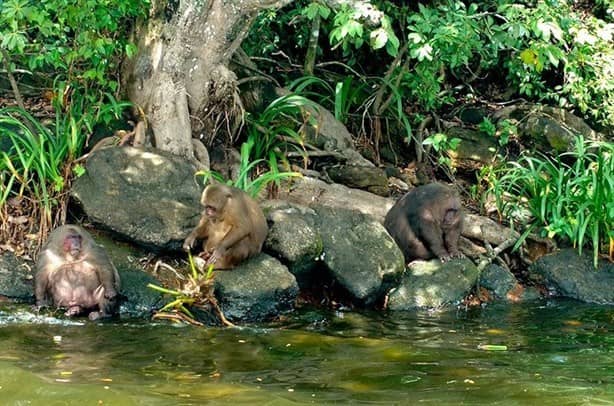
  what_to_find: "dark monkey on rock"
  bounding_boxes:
[183,184,268,269]
[35,225,120,320]
[384,183,464,263]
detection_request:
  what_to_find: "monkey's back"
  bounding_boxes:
[384,183,461,261]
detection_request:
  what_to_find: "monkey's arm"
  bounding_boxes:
[443,211,463,259]
[206,224,250,266]
[89,247,119,296]
[183,215,210,251]
[34,268,51,307]
[417,213,451,260]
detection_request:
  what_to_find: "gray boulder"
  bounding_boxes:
[263,201,322,285]
[118,268,165,318]
[387,258,479,310]
[71,146,202,251]
[530,248,614,304]
[314,206,405,305]
[279,176,394,223]
[325,164,389,196]
[214,254,299,322]
[0,252,34,301]
[493,103,601,152]
[264,202,405,305]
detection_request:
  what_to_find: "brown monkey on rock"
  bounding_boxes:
[183,184,268,269]
[384,183,464,263]
[35,225,120,320]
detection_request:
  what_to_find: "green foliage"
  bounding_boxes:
[329,4,399,56]
[193,134,301,200]
[404,1,501,110]
[246,0,614,137]
[500,1,614,127]
[422,132,461,170]
[0,0,148,94]
[479,118,517,146]
[490,136,613,267]
[147,255,222,326]
[0,90,130,234]
[245,92,316,180]
[478,118,497,137]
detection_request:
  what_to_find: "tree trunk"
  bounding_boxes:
[123,0,293,159]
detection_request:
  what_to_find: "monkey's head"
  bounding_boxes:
[202,184,233,220]
[62,229,83,260]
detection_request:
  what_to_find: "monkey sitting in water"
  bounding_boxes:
[384,183,464,263]
[35,225,120,320]
[183,184,268,269]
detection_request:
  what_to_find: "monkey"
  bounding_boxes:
[183,184,268,269]
[35,225,120,320]
[384,183,464,263]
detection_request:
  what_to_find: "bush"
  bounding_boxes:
[490,136,613,267]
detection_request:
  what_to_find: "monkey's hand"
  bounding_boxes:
[183,235,196,252]
[205,247,226,267]
[104,288,118,300]
[440,252,464,263]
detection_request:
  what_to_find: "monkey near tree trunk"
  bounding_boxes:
[183,184,268,269]
[384,183,464,263]
[35,225,121,320]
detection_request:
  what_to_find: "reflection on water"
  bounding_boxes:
[0,299,612,405]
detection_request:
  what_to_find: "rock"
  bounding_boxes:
[302,99,374,168]
[325,164,389,196]
[264,201,405,305]
[279,176,394,223]
[0,252,34,301]
[263,201,322,285]
[214,254,299,322]
[529,248,614,304]
[314,206,405,305]
[71,146,202,251]
[118,268,165,318]
[493,103,601,152]
[480,264,518,299]
[387,258,479,310]
[479,264,541,302]
[445,127,499,170]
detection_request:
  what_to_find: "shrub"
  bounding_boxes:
[490,136,613,267]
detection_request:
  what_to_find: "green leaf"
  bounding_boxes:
[370,28,388,50]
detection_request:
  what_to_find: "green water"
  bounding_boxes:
[0,299,612,405]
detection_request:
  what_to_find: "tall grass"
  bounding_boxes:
[491,136,613,267]
[0,90,130,249]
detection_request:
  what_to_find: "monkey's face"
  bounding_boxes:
[202,185,231,221]
[205,204,219,219]
[63,233,82,259]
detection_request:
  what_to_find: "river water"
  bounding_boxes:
[0,299,611,405]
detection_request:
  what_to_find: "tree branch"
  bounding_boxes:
[0,48,27,112]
